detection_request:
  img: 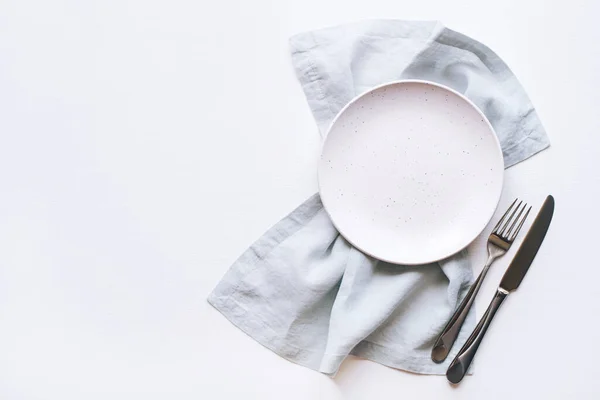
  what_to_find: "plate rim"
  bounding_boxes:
[318,79,505,265]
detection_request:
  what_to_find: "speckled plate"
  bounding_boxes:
[318,80,504,265]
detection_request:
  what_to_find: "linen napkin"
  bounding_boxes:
[208,19,549,376]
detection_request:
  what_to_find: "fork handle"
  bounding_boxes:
[446,289,508,384]
[431,261,491,363]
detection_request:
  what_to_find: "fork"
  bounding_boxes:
[431,198,531,363]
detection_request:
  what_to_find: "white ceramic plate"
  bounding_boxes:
[318,80,504,265]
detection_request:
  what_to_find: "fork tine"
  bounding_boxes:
[505,202,527,238]
[509,206,532,242]
[498,200,523,237]
[492,198,518,234]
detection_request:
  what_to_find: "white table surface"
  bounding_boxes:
[1,0,600,398]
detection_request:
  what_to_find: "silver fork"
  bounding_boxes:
[431,199,531,363]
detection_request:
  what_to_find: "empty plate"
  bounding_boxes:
[318,80,504,265]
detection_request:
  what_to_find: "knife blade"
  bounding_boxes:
[446,195,555,384]
[500,195,555,292]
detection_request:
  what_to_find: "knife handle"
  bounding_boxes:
[446,289,508,384]
[431,262,491,363]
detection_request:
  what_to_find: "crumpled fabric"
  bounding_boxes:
[208,19,549,376]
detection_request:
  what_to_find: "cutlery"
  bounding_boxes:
[431,198,531,363]
[446,195,555,384]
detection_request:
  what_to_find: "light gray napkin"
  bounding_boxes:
[208,20,549,376]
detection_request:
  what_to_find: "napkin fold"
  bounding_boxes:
[208,20,549,376]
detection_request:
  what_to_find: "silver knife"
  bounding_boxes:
[446,195,555,384]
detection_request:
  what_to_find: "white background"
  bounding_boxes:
[1,0,599,398]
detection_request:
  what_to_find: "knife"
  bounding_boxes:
[446,195,555,384]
